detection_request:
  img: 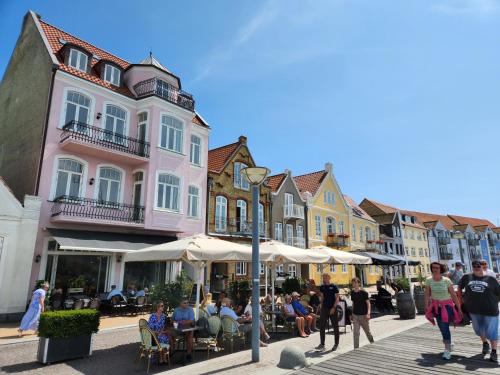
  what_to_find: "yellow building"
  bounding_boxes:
[294,163,353,287]
[400,211,431,279]
[344,195,383,285]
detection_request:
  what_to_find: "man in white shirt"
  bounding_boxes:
[481,260,497,278]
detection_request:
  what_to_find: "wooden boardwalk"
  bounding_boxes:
[295,324,499,374]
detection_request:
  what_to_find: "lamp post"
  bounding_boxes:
[241,166,270,363]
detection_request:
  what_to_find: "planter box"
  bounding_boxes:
[396,293,416,320]
[37,335,92,364]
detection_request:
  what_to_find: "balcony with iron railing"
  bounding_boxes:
[470,249,482,261]
[437,236,451,246]
[439,248,454,260]
[283,204,305,220]
[487,237,497,247]
[467,238,479,247]
[60,121,150,164]
[51,195,145,225]
[326,233,349,248]
[285,237,306,248]
[133,78,195,111]
[212,218,269,238]
[365,240,384,252]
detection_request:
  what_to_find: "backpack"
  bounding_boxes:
[196,316,210,338]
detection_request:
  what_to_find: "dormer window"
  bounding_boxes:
[68,48,88,72]
[104,64,120,86]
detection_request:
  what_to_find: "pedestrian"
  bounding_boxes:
[480,260,496,278]
[315,273,340,352]
[458,260,500,363]
[18,281,49,337]
[351,277,374,349]
[424,262,462,360]
[447,261,464,285]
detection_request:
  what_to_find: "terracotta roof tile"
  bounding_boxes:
[293,170,327,197]
[402,210,457,231]
[447,215,495,229]
[266,173,287,193]
[362,199,399,214]
[343,195,375,222]
[208,142,240,174]
[192,114,209,128]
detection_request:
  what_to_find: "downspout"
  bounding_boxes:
[34,65,57,195]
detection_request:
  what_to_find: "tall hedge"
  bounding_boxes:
[38,310,100,338]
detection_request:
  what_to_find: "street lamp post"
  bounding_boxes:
[241,166,270,363]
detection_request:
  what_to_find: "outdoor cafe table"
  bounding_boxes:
[171,325,200,363]
[264,310,282,334]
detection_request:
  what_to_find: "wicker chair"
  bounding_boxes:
[221,316,245,353]
[110,295,127,316]
[137,327,170,374]
[196,315,222,359]
[89,298,101,310]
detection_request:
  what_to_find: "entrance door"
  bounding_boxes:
[132,172,143,222]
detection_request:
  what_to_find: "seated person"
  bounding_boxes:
[282,295,308,338]
[127,283,137,297]
[308,291,320,314]
[135,286,147,297]
[375,282,395,312]
[147,301,170,364]
[216,291,226,314]
[233,292,247,316]
[220,298,267,347]
[172,299,195,362]
[244,297,270,341]
[199,293,217,316]
[291,292,317,332]
[107,285,126,302]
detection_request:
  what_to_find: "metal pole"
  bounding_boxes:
[251,184,260,362]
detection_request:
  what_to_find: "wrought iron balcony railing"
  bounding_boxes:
[61,121,150,158]
[470,250,482,261]
[326,233,349,248]
[437,236,451,246]
[487,237,497,247]
[467,238,479,247]
[133,78,195,111]
[213,218,269,238]
[283,204,305,220]
[439,249,454,260]
[51,196,145,224]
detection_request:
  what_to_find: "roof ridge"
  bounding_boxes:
[208,141,240,153]
[293,169,326,179]
[39,19,130,66]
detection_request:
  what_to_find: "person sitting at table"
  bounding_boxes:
[244,297,271,341]
[199,293,217,316]
[220,298,268,347]
[375,282,395,312]
[282,295,308,338]
[171,299,195,362]
[127,283,137,297]
[216,291,226,314]
[107,285,126,302]
[147,301,170,365]
[136,286,146,297]
[233,292,247,316]
[291,292,317,333]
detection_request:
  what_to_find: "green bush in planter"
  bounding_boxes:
[38,310,100,339]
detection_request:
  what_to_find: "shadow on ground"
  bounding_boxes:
[417,352,499,371]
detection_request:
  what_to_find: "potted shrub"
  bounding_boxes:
[37,309,100,364]
[394,277,416,319]
[413,271,426,315]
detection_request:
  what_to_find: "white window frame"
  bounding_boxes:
[296,225,304,239]
[274,222,283,241]
[187,185,200,219]
[132,169,145,206]
[284,193,294,216]
[258,202,265,234]
[236,199,247,231]
[215,196,227,232]
[95,164,125,204]
[338,220,345,234]
[189,134,202,166]
[326,217,335,235]
[316,264,322,273]
[159,114,184,154]
[288,264,297,278]
[330,264,336,273]
[104,64,120,86]
[286,224,294,245]
[137,111,149,142]
[155,171,181,212]
[315,215,322,237]
[68,48,88,72]
[236,262,247,276]
[102,102,129,143]
[352,224,356,241]
[50,155,88,200]
[342,264,347,273]
[59,87,95,128]
[260,262,265,275]
[233,162,250,190]
[276,264,284,275]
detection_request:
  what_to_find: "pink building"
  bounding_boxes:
[0,11,210,300]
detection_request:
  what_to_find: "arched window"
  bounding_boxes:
[104,104,126,144]
[64,91,91,128]
[156,173,180,211]
[190,134,201,166]
[160,115,183,153]
[236,199,247,231]
[54,158,84,199]
[326,217,335,235]
[137,112,148,156]
[215,196,227,232]
[187,185,200,218]
[97,167,122,203]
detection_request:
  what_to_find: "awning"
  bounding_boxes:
[48,229,174,253]
[391,254,421,266]
[355,251,404,266]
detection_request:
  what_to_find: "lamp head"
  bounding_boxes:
[241,167,270,185]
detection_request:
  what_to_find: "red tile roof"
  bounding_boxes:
[447,215,495,229]
[402,210,457,231]
[266,173,287,193]
[39,20,135,97]
[293,170,327,197]
[192,114,209,128]
[208,142,240,174]
[343,195,375,222]
[362,199,399,214]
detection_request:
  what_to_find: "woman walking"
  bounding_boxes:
[424,262,462,360]
[18,281,49,337]
[351,277,374,349]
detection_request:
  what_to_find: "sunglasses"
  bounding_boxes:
[472,265,482,268]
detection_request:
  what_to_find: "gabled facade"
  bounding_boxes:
[266,170,307,280]
[0,11,209,301]
[207,136,271,292]
[294,163,352,286]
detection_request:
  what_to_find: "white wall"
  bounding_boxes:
[0,180,41,321]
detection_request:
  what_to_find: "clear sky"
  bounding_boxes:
[1,0,499,224]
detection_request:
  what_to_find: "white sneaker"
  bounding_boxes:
[442,351,451,360]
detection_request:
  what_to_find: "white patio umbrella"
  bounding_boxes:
[124,234,273,318]
[311,246,372,265]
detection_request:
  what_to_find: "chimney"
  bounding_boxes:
[325,162,333,173]
[284,169,291,176]
[238,135,247,145]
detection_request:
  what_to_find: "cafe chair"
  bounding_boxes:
[110,295,127,316]
[137,326,170,374]
[196,316,221,359]
[73,299,83,310]
[133,296,146,315]
[89,298,101,310]
[221,316,245,353]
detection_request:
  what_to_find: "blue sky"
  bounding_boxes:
[1,0,499,224]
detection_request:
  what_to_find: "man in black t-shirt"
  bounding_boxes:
[351,277,374,349]
[458,260,500,363]
[315,273,340,352]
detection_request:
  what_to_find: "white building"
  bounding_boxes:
[0,178,42,321]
